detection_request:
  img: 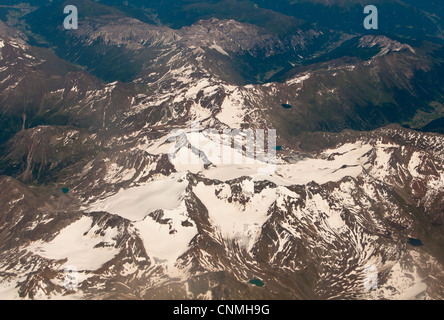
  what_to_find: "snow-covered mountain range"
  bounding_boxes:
[0,0,443,300]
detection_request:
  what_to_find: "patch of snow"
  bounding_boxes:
[134,200,197,275]
[27,216,119,270]
[194,181,278,250]
[88,173,188,221]
[209,43,229,56]
[204,142,372,185]
[216,88,246,127]
[286,73,311,85]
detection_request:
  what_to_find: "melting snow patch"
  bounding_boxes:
[209,44,229,56]
[27,216,119,270]
[286,73,311,85]
[193,182,278,250]
[204,142,372,185]
[367,260,428,300]
[408,152,423,178]
[134,200,197,276]
[216,88,246,127]
[185,78,212,99]
[88,173,188,221]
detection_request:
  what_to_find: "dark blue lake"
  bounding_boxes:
[249,279,265,287]
[408,238,423,247]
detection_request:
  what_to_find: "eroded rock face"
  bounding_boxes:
[66,16,320,55]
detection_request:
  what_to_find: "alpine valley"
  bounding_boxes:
[0,0,443,300]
